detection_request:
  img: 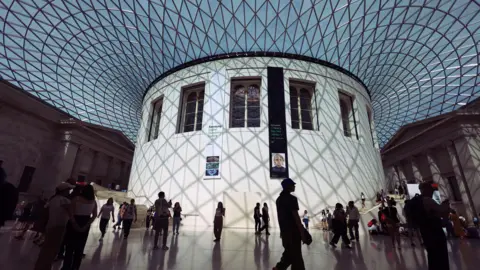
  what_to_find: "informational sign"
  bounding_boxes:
[267,67,289,179]
[205,156,220,177]
[203,72,225,180]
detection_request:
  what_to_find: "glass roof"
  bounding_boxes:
[0,0,479,147]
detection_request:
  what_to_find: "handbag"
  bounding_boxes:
[303,228,313,245]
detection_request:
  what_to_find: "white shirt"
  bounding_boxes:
[303,214,309,220]
[100,204,114,219]
[46,195,71,229]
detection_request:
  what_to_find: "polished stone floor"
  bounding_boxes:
[1,224,479,270]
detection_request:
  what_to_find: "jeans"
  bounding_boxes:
[331,222,350,246]
[275,233,305,270]
[154,217,169,247]
[348,219,359,239]
[260,218,269,234]
[99,218,109,237]
[61,216,91,270]
[254,217,261,232]
[172,217,181,233]
[422,227,449,270]
[214,216,223,240]
[123,219,133,237]
[146,215,152,229]
[303,219,309,229]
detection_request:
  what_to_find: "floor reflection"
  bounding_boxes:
[1,227,479,270]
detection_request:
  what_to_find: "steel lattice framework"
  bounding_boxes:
[0,0,479,147]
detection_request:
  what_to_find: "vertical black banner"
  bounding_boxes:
[267,67,289,179]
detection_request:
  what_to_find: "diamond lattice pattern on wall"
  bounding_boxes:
[0,0,479,146]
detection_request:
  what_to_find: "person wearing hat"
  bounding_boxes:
[418,182,450,270]
[34,182,74,270]
[273,178,306,270]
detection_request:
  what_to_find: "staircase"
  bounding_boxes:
[92,183,148,229]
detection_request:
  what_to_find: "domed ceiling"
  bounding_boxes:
[1,0,479,147]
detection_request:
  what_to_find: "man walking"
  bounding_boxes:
[254,203,261,234]
[153,191,172,250]
[273,178,306,270]
[347,201,360,241]
[417,182,450,270]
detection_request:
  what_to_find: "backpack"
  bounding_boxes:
[405,194,425,228]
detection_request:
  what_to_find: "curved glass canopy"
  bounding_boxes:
[0,0,479,147]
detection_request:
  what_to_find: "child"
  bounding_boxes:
[303,210,309,229]
[98,198,115,241]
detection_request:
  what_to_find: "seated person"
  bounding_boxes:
[367,219,379,234]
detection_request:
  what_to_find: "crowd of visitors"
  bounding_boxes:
[4,168,480,270]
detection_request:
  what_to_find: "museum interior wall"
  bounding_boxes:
[129,57,384,228]
[382,98,480,222]
[0,81,134,199]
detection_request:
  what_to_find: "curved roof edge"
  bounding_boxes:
[142,52,370,101]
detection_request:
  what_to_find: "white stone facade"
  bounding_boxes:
[382,100,480,222]
[0,81,134,199]
[129,57,384,228]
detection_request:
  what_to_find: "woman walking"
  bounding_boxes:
[361,192,366,209]
[213,202,225,242]
[384,199,401,248]
[172,202,182,234]
[303,210,310,229]
[97,198,115,241]
[61,184,97,270]
[122,199,137,239]
[330,203,351,248]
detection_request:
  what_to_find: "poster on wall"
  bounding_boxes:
[202,72,225,180]
[267,67,289,179]
[205,156,220,177]
[271,153,287,173]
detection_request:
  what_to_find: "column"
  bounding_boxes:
[105,156,113,187]
[426,147,455,204]
[87,150,99,183]
[384,166,398,190]
[119,161,126,189]
[70,145,85,180]
[412,154,432,181]
[447,138,478,222]
[56,141,79,184]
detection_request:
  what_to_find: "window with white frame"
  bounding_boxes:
[339,91,358,139]
[178,84,204,133]
[230,79,261,128]
[147,98,163,142]
[290,81,315,130]
[366,106,374,144]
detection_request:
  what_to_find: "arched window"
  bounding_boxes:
[340,98,351,136]
[179,84,205,133]
[147,98,163,142]
[230,80,261,128]
[338,91,357,138]
[290,82,315,130]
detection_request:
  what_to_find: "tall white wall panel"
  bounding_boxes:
[129,57,384,228]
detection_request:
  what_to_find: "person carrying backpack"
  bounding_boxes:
[413,182,450,270]
[403,199,423,246]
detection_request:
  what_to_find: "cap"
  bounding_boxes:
[281,178,296,189]
[56,182,74,192]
